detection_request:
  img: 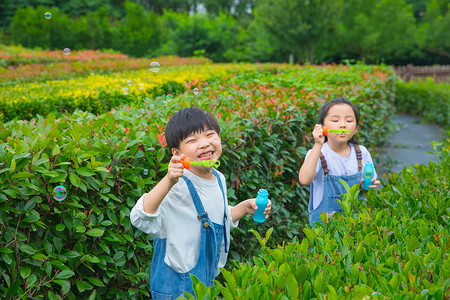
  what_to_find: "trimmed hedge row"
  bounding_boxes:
[0,63,262,123]
[0,44,211,83]
[394,78,450,128]
[0,63,396,298]
[189,143,450,299]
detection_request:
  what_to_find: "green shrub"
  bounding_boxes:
[9,6,73,50]
[394,78,450,128]
[0,63,396,298]
[188,142,450,299]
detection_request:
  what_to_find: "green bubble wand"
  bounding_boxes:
[322,126,350,135]
[181,157,220,169]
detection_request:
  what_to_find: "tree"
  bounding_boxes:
[9,5,73,49]
[132,0,197,14]
[158,12,239,61]
[201,0,255,18]
[253,0,343,64]
[111,1,162,57]
[336,0,416,63]
[418,0,450,59]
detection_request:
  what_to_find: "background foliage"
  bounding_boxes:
[189,142,450,299]
[0,61,403,298]
[0,0,449,65]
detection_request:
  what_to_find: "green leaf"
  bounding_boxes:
[26,274,37,288]
[19,244,36,255]
[20,265,31,279]
[69,172,81,187]
[86,277,104,287]
[0,247,14,254]
[22,213,40,223]
[52,144,60,156]
[34,158,49,166]
[12,171,33,179]
[76,167,96,177]
[10,158,16,173]
[85,228,105,237]
[64,251,81,258]
[56,269,75,279]
[56,223,65,231]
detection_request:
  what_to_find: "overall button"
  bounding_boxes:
[204,222,209,228]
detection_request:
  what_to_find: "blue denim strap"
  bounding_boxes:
[212,169,228,253]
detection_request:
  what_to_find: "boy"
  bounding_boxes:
[130,106,271,299]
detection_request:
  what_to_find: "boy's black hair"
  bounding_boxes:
[319,97,360,145]
[165,107,221,150]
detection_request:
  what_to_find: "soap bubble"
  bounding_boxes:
[126,80,132,87]
[44,12,52,19]
[166,94,173,101]
[150,62,160,72]
[139,83,145,90]
[193,88,199,95]
[149,104,155,110]
[63,48,71,56]
[122,87,129,95]
[143,169,149,175]
[53,186,67,201]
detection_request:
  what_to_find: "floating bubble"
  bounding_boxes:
[122,87,129,95]
[193,88,199,95]
[63,48,71,56]
[44,12,52,19]
[150,62,160,72]
[166,94,174,101]
[143,169,149,175]
[139,83,145,90]
[150,104,155,110]
[53,185,67,201]
[127,80,133,87]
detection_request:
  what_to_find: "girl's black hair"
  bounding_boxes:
[165,107,221,150]
[319,97,360,145]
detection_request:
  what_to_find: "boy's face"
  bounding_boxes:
[172,128,222,168]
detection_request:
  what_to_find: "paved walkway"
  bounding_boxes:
[377,114,446,176]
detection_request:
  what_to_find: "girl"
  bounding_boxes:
[298,97,380,227]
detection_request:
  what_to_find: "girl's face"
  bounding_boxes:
[173,128,222,171]
[323,104,358,145]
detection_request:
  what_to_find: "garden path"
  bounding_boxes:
[377,114,446,177]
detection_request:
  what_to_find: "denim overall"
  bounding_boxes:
[150,169,228,299]
[309,145,362,227]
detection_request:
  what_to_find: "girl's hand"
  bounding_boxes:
[249,198,272,219]
[312,124,325,145]
[167,154,185,184]
[360,177,381,190]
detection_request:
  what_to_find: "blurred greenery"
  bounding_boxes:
[0,0,449,65]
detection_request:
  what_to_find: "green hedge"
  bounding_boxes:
[188,142,450,299]
[394,78,450,128]
[0,64,396,298]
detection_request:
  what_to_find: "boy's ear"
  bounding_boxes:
[172,148,181,156]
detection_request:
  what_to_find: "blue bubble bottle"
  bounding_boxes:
[363,163,375,190]
[253,189,269,223]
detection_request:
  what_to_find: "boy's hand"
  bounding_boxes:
[167,154,185,184]
[360,177,381,190]
[249,198,272,219]
[312,124,325,145]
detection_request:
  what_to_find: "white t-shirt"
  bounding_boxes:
[305,143,377,210]
[130,169,238,275]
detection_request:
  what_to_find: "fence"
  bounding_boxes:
[393,65,450,83]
